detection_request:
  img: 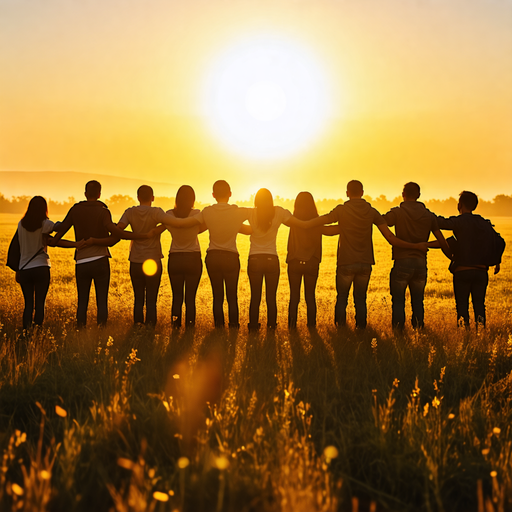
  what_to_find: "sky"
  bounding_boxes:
[1,0,511,203]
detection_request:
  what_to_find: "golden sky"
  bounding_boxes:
[1,0,511,203]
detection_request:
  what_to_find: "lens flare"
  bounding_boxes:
[142,259,158,276]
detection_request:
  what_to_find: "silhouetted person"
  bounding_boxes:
[159,180,251,328]
[115,185,170,326]
[54,180,145,328]
[286,192,323,328]
[16,196,81,330]
[163,185,206,328]
[247,188,314,330]
[384,182,450,330]
[309,180,428,329]
[433,191,502,328]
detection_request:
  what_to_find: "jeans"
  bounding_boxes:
[75,257,110,328]
[205,250,240,327]
[389,258,428,329]
[168,252,203,327]
[453,269,488,327]
[287,258,319,327]
[130,260,162,326]
[335,263,372,328]
[247,254,280,328]
[18,266,51,330]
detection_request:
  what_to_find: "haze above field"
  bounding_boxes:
[1,0,511,203]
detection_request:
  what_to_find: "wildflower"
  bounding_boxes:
[40,470,51,480]
[490,471,498,478]
[448,413,455,420]
[493,427,501,435]
[177,457,189,469]
[432,397,441,409]
[173,374,180,380]
[392,378,400,388]
[153,491,169,502]
[55,405,67,418]
[11,483,23,496]
[215,456,230,470]
[117,458,135,470]
[324,445,339,461]
[482,448,490,456]
[168,490,175,496]
[423,403,429,416]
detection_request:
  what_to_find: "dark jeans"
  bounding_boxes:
[168,252,203,327]
[18,266,51,330]
[335,263,372,328]
[130,260,162,326]
[389,258,428,329]
[453,269,488,327]
[287,258,319,327]
[75,257,110,328]
[205,250,240,327]
[247,254,280,328]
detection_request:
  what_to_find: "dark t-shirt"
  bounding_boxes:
[57,201,115,261]
[384,202,439,261]
[286,225,322,264]
[323,198,385,266]
[437,213,494,268]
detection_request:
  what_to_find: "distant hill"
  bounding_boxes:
[0,171,179,201]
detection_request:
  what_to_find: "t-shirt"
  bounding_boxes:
[165,209,202,253]
[248,206,292,256]
[286,224,322,264]
[18,219,54,270]
[194,203,252,253]
[323,198,385,266]
[119,205,169,263]
[56,200,115,262]
[384,202,439,261]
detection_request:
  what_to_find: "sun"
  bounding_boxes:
[203,35,329,160]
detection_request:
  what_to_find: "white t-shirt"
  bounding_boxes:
[248,206,292,256]
[119,205,168,263]
[166,209,202,253]
[18,219,54,270]
[195,203,252,253]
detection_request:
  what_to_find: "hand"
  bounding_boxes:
[417,242,429,253]
[146,228,160,239]
[75,239,87,250]
[83,237,96,248]
[494,264,501,275]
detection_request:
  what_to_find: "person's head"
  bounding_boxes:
[254,188,275,232]
[174,185,196,218]
[137,185,154,204]
[212,180,231,202]
[458,190,478,213]
[402,182,420,201]
[293,191,318,221]
[85,180,101,200]
[346,180,364,199]
[21,196,48,232]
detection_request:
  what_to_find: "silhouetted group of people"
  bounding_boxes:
[12,179,504,333]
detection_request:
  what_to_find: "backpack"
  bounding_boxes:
[6,229,44,272]
[478,219,506,267]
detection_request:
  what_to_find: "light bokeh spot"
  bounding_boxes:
[142,259,158,276]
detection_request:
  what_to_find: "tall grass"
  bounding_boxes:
[0,213,511,511]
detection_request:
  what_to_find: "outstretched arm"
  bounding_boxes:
[285,212,335,229]
[432,229,453,259]
[45,234,86,249]
[239,223,252,236]
[377,224,428,253]
[322,225,340,236]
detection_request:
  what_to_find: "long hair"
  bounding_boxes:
[174,185,195,218]
[254,188,275,232]
[21,196,48,232]
[293,192,318,221]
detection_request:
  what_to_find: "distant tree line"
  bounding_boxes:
[2,192,512,217]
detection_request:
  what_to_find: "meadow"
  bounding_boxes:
[0,212,511,512]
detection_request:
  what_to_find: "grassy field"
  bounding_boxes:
[0,212,511,512]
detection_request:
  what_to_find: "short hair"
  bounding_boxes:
[213,180,231,199]
[347,180,363,196]
[403,182,420,200]
[459,190,478,211]
[137,185,153,202]
[85,180,101,199]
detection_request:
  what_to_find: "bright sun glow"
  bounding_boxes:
[203,35,329,159]
[142,259,158,276]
